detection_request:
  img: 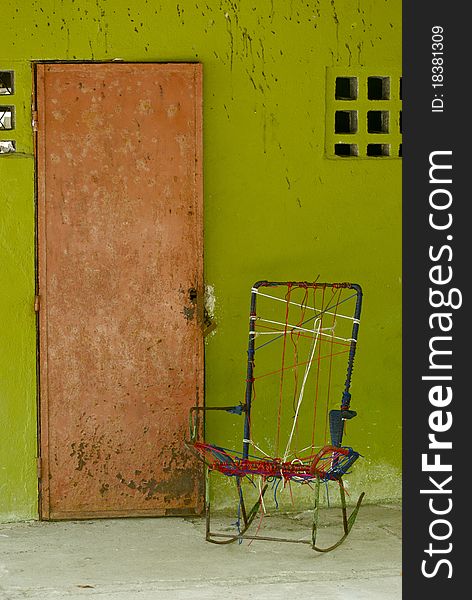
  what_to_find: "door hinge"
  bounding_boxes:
[34,295,40,312]
[37,457,42,479]
[32,110,38,132]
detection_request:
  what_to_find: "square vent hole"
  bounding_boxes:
[0,106,15,130]
[335,143,359,157]
[0,72,14,95]
[367,110,389,133]
[367,143,390,157]
[368,76,390,100]
[0,140,16,154]
[335,110,358,134]
[335,77,358,100]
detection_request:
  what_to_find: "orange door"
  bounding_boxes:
[36,63,203,519]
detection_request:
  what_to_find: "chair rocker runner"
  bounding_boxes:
[187,281,365,551]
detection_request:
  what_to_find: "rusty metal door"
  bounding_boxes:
[35,63,203,519]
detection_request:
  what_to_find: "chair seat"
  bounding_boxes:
[193,442,359,483]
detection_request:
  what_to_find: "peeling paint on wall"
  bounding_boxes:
[203,284,217,338]
[204,284,216,320]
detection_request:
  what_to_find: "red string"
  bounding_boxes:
[312,285,325,449]
[256,322,350,347]
[275,284,292,455]
[251,350,349,381]
[289,286,309,455]
[193,442,351,482]
[241,284,354,479]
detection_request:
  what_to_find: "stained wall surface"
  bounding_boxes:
[0,0,401,521]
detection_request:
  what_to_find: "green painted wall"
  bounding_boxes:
[0,58,38,522]
[1,0,401,521]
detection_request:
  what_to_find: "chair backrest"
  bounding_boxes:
[241,281,362,462]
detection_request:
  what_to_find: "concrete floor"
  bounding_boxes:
[0,504,401,600]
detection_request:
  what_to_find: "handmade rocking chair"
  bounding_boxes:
[187,281,364,552]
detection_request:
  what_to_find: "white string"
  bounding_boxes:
[252,289,360,323]
[250,317,356,343]
[242,439,271,458]
[250,330,356,343]
[284,444,323,460]
[283,318,321,462]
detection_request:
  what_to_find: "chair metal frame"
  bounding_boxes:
[187,280,365,552]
